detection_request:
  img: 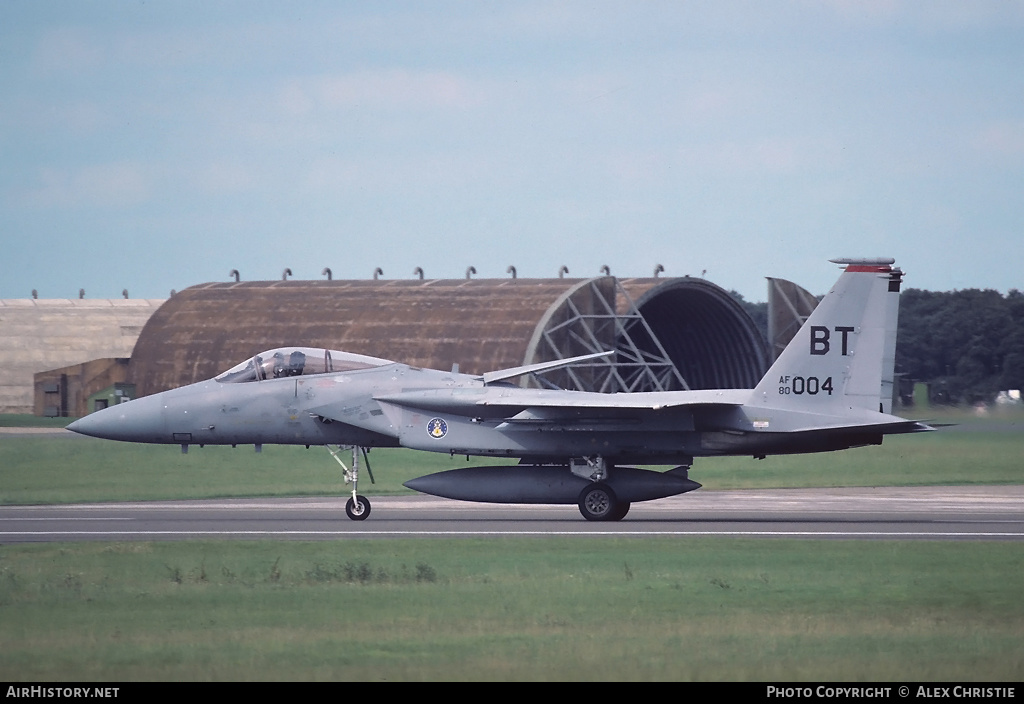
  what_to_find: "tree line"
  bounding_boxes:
[897,288,1024,405]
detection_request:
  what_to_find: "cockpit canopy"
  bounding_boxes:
[215,347,390,383]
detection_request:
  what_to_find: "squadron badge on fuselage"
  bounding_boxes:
[426,417,448,439]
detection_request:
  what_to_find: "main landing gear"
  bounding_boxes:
[572,457,630,522]
[577,482,630,521]
[327,445,375,521]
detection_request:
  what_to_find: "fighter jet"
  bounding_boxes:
[68,258,932,521]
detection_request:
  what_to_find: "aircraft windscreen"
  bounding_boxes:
[215,348,386,383]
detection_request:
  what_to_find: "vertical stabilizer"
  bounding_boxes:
[752,258,902,414]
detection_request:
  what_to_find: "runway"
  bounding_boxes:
[2,486,1023,542]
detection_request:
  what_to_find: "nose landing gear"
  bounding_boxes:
[327,445,375,521]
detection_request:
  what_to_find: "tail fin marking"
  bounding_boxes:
[753,258,902,415]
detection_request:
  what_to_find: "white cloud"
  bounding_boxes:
[973,121,1024,160]
[16,162,151,209]
[676,136,844,176]
[29,27,103,78]
[194,161,257,194]
[280,70,483,115]
[812,0,1024,29]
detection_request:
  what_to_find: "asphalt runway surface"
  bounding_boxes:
[2,486,1023,542]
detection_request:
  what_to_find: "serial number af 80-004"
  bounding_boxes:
[778,375,833,396]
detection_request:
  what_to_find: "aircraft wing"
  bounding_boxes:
[359,352,746,424]
[372,387,932,436]
[369,388,747,436]
[374,387,749,415]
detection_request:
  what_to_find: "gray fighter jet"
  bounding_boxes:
[69,258,932,521]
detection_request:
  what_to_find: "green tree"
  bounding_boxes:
[897,288,1022,404]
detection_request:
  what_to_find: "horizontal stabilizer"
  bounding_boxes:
[834,419,934,434]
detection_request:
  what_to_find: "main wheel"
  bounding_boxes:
[346,495,371,521]
[578,483,620,522]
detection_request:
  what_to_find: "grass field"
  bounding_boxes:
[2,539,1023,681]
[1,409,1022,681]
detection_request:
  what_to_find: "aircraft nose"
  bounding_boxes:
[67,393,168,443]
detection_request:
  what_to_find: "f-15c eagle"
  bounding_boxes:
[69,258,932,521]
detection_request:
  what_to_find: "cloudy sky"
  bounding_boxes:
[2,1,1022,302]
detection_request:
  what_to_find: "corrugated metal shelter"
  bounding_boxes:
[128,276,772,397]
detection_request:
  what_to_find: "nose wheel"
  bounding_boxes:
[346,494,371,520]
[328,445,375,521]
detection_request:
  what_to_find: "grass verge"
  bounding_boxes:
[1,538,1022,681]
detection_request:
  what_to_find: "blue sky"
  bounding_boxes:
[2,1,1022,302]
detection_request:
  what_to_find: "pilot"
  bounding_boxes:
[271,352,287,378]
[287,350,306,377]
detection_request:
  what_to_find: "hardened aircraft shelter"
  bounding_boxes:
[127,274,774,399]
